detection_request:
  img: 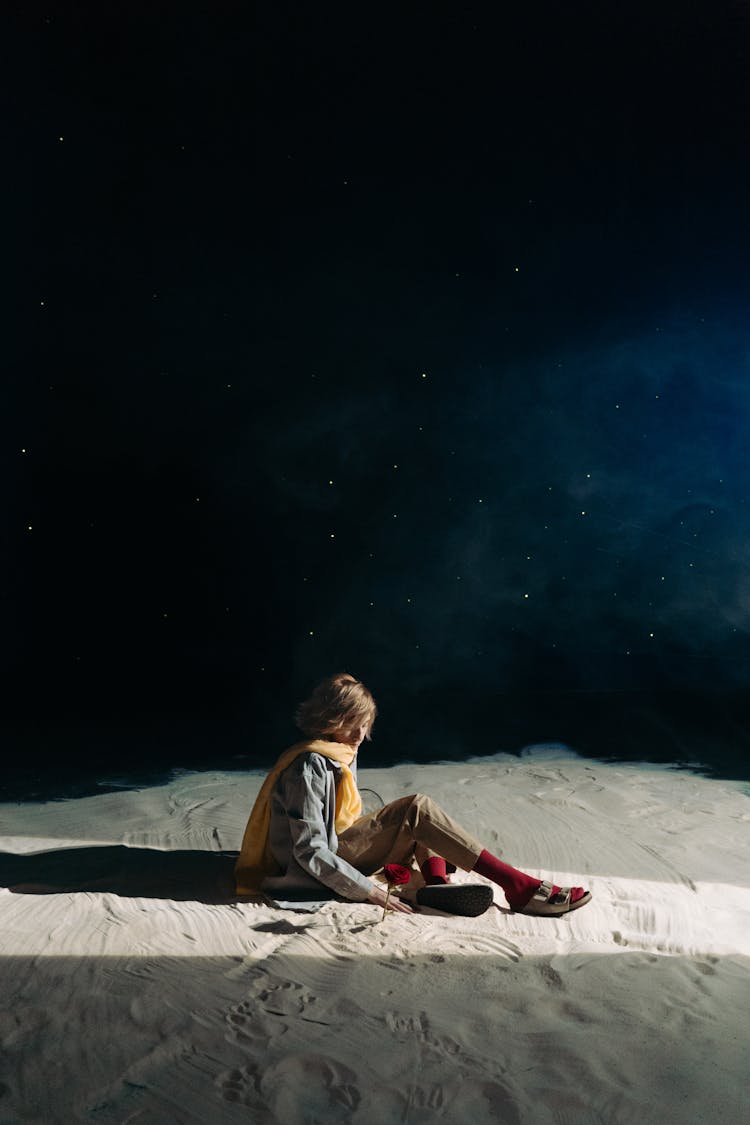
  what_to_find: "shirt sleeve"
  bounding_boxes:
[279,754,375,902]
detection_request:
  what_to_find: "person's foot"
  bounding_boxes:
[510,881,591,916]
[416,883,494,917]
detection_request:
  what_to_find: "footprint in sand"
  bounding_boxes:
[421,1027,466,1065]
[217,1066,252,1104]
[254,976,315,1017]
[394,1009,480,1072]
[225,971,320,1048]
[406,1083,447,1110]
[385,1011,425,1036]
[225,999,288,1047]
[260,1053,360,1124]
[400,1076,519,1121]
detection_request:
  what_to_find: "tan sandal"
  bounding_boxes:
[516,880,592,916]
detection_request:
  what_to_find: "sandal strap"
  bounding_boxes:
[532,880,555,902]
[531,881,571,906]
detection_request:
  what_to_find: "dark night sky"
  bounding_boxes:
[6,3,750,790]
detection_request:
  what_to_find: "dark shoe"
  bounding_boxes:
[416,883,494,917]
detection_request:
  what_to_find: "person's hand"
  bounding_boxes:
[365,883,413,914]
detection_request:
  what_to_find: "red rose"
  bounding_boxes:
[383,864,411,886]
[381,864,411,920]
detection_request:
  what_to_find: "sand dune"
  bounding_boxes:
[1,747,748,1123]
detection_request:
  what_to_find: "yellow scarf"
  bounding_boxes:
[234,739,362,894]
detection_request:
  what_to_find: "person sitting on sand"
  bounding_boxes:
[235,672,592,917]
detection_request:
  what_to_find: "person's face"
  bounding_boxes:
[346,722,369,749]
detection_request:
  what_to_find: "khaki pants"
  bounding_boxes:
[337,793,483,877]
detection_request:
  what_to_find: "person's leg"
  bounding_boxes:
[339,794,589,913]
[338,795,492,916]
[337,794,481,877]
[420,855,451,885]
[472,849,587,911]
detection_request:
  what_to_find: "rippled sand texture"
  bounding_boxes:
[1,748,748,1123]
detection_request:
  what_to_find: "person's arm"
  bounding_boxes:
[279,754,376,901]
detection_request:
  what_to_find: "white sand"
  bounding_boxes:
[1,746,748,1124]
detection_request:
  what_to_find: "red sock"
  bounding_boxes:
[471,849,586,910]
[421,856,450,885]
[471,849,541,908]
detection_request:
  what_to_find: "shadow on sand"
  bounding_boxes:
[0,845,242,904]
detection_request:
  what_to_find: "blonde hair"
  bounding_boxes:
[294,672,377,742]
